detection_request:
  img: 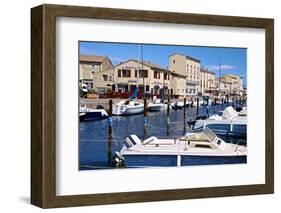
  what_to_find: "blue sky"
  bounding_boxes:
[79,41,247,86]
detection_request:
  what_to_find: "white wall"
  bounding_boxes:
[0,0,279,212]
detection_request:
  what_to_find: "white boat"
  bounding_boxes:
[147,99,166,111]
[192,106,247,139]
[112,99,144,115]
[171,101,184,109]
[79,101,108,121]
[115,128,247,167]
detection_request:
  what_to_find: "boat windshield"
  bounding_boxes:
[202,128,217,142]
[193,120,204,130]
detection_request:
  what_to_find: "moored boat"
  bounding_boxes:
[79,101,108,121]
[112,99,144,115]
[171,101,184,110]
[115,128,247,167]
[192,106,247,141]
[147,99,166,112]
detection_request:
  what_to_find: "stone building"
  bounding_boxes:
[79,55,113,92]
[215,74,244,96]
[113,59,186,97]
[200,68,216,95]
[168,53,201,97]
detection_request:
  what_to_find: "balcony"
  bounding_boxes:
[186,80,199,85]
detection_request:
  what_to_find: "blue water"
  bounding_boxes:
[79,103,246,170]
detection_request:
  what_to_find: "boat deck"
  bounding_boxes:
[123,139,247,157]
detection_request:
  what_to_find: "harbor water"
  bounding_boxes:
[79,103,246,170]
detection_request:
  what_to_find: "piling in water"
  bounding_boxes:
[183,98,186,134]
[143,98,148,140]
[166,92,170,137]
[214,97,216,114]
[196,97,199,116]
[107,99,113,166]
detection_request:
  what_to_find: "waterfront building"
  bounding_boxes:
[113,59,186,98]
[79,55,113,92]
[168,53,201,97]
[215,74,244,96]
[199,68,216,95]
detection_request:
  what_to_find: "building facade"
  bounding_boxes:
[79,55,113,92]
[168,53,201,97]
[215,74,244,96]
[200,68,216,95]
[113,59,186,97]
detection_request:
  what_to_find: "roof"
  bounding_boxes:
[80,55,113,67]
[115,59,186,78]
[217,78,232,84]
[115,59,167,71]
[132,59,167,71]
[200,68,216,75]
[169,53,201,63]
[224,74,242,79]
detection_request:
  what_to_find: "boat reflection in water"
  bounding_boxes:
[115,128,247,167]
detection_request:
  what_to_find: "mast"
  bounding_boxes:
[141,44,145,99]
[219,56,221,97]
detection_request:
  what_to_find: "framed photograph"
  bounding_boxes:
[31,4,274,208]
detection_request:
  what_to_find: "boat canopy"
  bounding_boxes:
[182,128,217,142]
[222,106,239,120]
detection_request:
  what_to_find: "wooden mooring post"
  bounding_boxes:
[107,99,113,166]
[183,98,186,134]
[166,92,171,137]
[214,97,217,114]
[227,95,229,106]
[196,97,199,116]
[143,98,148,140]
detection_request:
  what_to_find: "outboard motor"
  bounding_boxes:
[96,105,104,109]
[187,119,196,128]
[113,151,125,167]
[235,106,243,112]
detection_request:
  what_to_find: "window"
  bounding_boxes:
[122,69,131,78]
[118,69,121,77]
[109,76,112,81]
[139,69,148,78]
[164,72,168,80]
[102,75,108,81]
[194,144,212,149]
[135,69,138,77]
[154,71,159,79]
[146,85,150,92]
[173,59,175,64]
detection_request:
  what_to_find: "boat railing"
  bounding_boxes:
[234,140,247,152]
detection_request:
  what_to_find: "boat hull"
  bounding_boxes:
[122,106,144,115]
[148,103,165,112]
[80,111,108,121]
[122,155,246,167]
